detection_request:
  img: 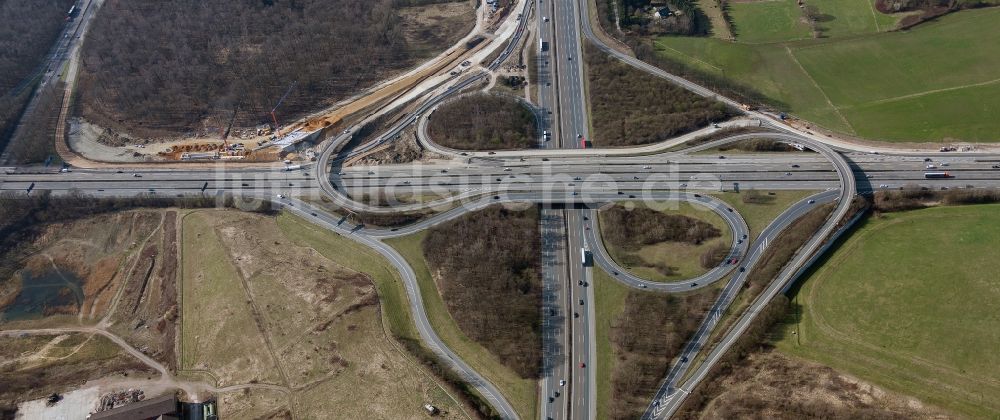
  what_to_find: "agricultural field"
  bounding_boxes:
[597,201,732,282]
[655,7,1000,142]
[778,204,1000,417]
[728,0,813,43]
[180,210,467,419]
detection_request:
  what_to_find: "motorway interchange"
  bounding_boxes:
[4,0,1000,419]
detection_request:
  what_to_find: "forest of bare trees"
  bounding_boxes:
[428,94,538,150]
[5,82,64,164]
[585,43,730,147]
[601,205,721,250]
[75,0,471,138]
[610,290,715,419]
[421,205,542,378]
[0,0,74,154]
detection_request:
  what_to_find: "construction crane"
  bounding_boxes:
[270,81,298,129]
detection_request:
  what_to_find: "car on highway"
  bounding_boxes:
[503,167,511,171]
[926,164,937,169]
[543,16,549,22]
[579,299,584,305]
[791,164,800,168]
[132,173,141,177]
[728,258,739,264]
[785,172,792,176]
[643,165,651,169]
[808,199,816,204]
[559,380,566,386]
[993,164,1000,169]
[690,282,698,287]
[276,194,285,199]
[739,267,746,272]
[579,362,586,368]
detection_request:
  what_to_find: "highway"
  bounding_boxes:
[3,0,1000,417]
[535,0,572,418]
[544,0,597,417]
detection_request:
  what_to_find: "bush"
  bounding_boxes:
[428,94,537,150]
[586,42,731,147]
[422,205,542,378]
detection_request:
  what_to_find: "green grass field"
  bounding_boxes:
[655,7,1000,142]
[728,0,812,43]
[777,205,1000,417]
[385,233,538,420]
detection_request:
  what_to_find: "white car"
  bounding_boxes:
[276,194,285,199]
[559,379,566,386]
[543,16,550,22]
[642,166,651,169]
[926,164,937,169]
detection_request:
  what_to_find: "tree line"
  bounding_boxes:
[421,205,543,379]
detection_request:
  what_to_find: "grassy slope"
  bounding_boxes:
[385,232,538,420]
[276,213,417,342]
[655,7,1000,141]
[710,190,819,241]
[777,205,1000,417]
[598,201,732,282]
